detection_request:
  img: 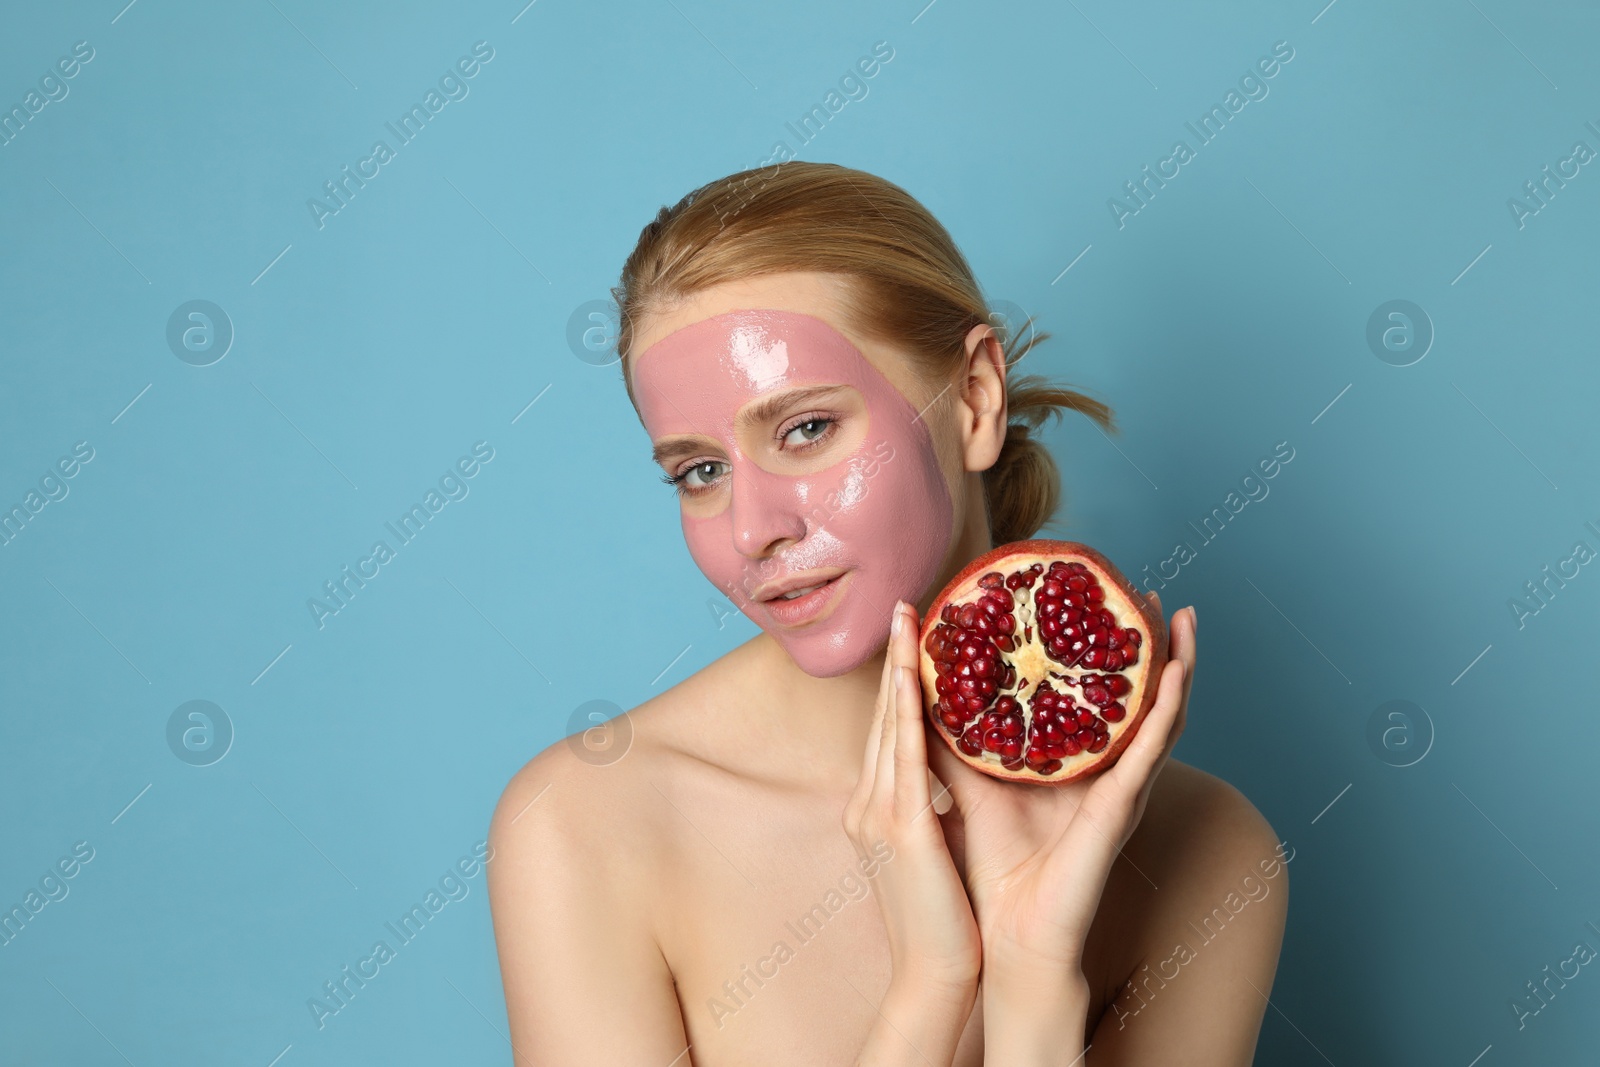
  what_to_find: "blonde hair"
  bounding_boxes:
[611,161,1116,545]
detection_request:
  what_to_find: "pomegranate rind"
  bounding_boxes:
[918,539,1169,785]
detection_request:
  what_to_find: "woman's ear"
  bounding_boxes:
[956,321,1008,472]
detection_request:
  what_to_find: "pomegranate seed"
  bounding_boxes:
[1042,579,1065,598]
[1088,735,1108,753]
[1042,759,1064,774]
[999,737,1022,758]
[959,728,983,756]
[1102,703,1126,723]
[979,571,1004,589]
[983,728,1004,752]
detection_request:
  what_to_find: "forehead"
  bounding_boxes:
[631,309,887,438]
[629,270,856,355]
[634,308,860,390]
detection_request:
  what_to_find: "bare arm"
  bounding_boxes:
[487,754,692,1066]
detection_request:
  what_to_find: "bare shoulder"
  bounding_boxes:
[1135,759,1288,878]
[487,636,763,881]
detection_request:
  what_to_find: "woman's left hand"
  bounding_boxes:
[923,593,1197,1000]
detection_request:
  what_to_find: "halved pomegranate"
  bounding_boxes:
[919,540,1168,785]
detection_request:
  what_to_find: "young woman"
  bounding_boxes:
[488,162,1288,1065]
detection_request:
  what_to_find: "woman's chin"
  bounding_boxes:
[769,615,894,679]
[784,645,880,679]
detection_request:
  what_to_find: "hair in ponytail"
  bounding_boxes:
[613,161,1118,544]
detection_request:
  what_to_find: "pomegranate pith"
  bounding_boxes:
[919,540,1168,785]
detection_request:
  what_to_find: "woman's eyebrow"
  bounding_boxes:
[650,437,706,468]
[735,384,850,431]
[648,384,850,467]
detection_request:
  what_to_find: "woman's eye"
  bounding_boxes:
[681,461,728,488]
[783,418,833,447]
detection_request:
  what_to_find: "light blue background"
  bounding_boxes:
[3,0,1597,1063]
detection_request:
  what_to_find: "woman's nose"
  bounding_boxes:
[729,463,807,558]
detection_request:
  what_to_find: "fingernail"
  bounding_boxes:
[891,602,905,637]
[1188,606,1198,630]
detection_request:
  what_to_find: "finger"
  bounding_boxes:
[847,612,900,836]
[892,665,933,816]
[859,628,896,777]
[891,603,932,815]
[1106,656,1186,794]
[1160,608,1193,750]
[1059,659,1188,872]
[873,605,905,790]
[922,719,993,814]
[1178,606,1197,714]
[929,769,954,815]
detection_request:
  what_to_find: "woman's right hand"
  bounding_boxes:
[843,598,982,1010]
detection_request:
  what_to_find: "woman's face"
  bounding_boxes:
[630,273,957,678]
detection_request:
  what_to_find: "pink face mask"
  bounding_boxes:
[634,309,955,678]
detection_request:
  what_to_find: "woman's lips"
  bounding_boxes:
[761,571,850,628]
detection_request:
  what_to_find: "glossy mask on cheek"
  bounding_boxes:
[634,309,954,677]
